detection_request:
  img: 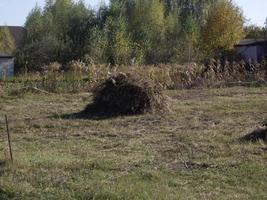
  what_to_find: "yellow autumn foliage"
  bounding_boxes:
[201,0,245,57]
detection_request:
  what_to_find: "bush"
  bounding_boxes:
[44,62,61,72]
[66,60,87,73]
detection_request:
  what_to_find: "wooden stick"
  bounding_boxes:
[5,115,13,162]
[18,87,51,95]
[30,87,51,94]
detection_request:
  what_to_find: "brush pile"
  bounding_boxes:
[83,73,169,116]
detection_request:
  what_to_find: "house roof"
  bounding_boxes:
[235,38,267,47]
[0,54,13,59]
[0,26,26,49]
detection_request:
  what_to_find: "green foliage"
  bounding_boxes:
[25,6,44,42]
[104,3,132,65]
[17,0,248,70]
[165,0,216,23]
[179,15,200,63]
[84,26,108,64]
[245,25,267,39]
[0,26,15,55]
[126,0,166,63]
[21,0,95,70]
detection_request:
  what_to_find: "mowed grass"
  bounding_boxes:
[0,86,267,200]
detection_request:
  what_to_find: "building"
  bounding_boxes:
[0,54,14,78]
[235,39,267,63]
[0,26,26,78]
[1,26,27,49]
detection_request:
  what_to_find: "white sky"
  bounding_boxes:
[0,0,266,27]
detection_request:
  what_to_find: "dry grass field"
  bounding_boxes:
[0,86,267,199]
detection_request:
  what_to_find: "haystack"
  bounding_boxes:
[83,73,169,116]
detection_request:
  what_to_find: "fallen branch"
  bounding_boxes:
[10,86,51,95]
[29,87,51,94]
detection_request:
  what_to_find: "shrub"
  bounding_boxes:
[66,60,86,72]
[44,62,61,72]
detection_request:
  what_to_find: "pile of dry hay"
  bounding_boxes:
[83,73,169,116]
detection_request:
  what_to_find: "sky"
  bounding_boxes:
[0,0,266,27]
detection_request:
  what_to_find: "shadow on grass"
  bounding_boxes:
[0,160,7,178]
[51,104,139,121]
[0,160,6,167]
[239,128,267,143]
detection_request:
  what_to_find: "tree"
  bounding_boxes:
[162,6,182,62]
[22,0,95,70]
[244,25,266,39]
[125,0,166,63]
[19,34,61,71]
[164,0,217,23]
[19,0,246,68]
[163,0,218,62]
[84,26,108,64]
[201,0,245,58]
[103,2,132,65]
[25,5,44,42]
[0,27,15,55]
[180,14,200,62]
[63,1,95,61]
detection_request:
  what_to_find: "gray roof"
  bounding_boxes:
[0,54,13,58]
[0,26,26,56]
[0,26,26,48]
[235,38,267,46]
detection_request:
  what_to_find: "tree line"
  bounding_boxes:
[1,0,258,71]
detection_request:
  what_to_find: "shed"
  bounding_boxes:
[235,39,267,63]
[0,55,14,78]
[0,26,26,77]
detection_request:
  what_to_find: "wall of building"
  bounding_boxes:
[0,57,14,78]
[236,46,258,63]
[257,45,265,60]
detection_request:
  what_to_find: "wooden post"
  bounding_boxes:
[5,115,13,162]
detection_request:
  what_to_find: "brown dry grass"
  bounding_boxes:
[0,86,266,199]
[2,62,266,96]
